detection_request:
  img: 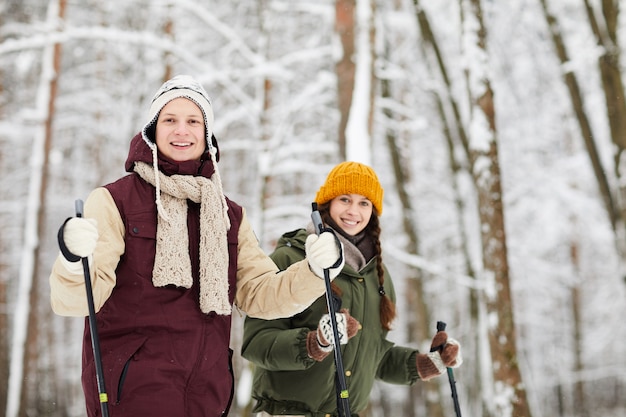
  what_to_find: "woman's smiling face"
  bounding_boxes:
[155,97,206,161]
[328,194,373,236]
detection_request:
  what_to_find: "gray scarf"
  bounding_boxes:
[306,223,368,272]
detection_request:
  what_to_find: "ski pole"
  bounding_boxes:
[311,203,350,417]
[431,321,461,417]
[75,200,109,417]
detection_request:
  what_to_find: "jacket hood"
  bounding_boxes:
[125,132,216,178]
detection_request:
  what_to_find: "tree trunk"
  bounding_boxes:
[412,2,489,415]
[0,264,7,416]
[568,221,587,417]
[6,1,65,416]
[540,0,619,233]
[461,1,532,416]
[582,0,626,267]
[583,0,626,168]
[335,0,356,160]
[0,42,8,417]
[381,71,444,417]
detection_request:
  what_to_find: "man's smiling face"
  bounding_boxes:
[155,97,206,161]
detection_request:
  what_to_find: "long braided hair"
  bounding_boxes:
[318,202,396,331]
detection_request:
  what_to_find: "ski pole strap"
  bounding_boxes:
[58,217,82,263]
[310,202,344,269]
[317,226,344,269]
[330,292,342,312]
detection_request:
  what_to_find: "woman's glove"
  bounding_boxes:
[305,232,344,279]
[57,217,98,274]
[306,309,360,361]
[415,331,463,381]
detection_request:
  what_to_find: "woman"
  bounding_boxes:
[49,75,343,417]
[242,161,462,416]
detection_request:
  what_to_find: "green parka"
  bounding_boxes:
[241,228,420,416]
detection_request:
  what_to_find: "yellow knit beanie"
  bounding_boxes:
[315,161,384,215]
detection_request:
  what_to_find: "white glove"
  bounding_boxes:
[63,218,99,258]
[305,232,344,279]
[59,253,92,275]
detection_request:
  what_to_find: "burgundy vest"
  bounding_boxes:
[81,173,242,416]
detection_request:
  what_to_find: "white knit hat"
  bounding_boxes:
[139,75,228,228]
[141,75,216,157]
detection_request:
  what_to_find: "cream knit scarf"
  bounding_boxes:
[134,161,231,315]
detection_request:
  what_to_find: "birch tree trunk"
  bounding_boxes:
[6,1,65,416]
[344,0,376,162]
[460,1,532,416]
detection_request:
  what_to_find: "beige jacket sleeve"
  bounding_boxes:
[235,209,326,319]
[49,188,124,317]
[50,191,326,319]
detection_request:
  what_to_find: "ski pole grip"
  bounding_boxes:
[311,203,323,235]
[75,199,84,218]
[430,321,448,353]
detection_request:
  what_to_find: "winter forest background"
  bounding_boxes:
[1,0,626,416]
